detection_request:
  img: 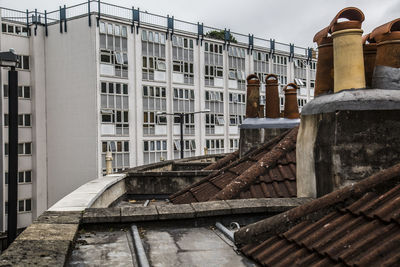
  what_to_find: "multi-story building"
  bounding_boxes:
[0,1,316,231]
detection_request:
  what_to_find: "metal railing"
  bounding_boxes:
[0,0,314,57]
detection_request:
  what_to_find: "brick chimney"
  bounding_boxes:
[239,74,299,156]
[297,10,400,198]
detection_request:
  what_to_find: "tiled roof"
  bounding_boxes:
[236,162,400,267]
[169,127,298,204]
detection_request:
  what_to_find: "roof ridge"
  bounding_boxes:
[235,161,400,245]
[169,128,291,201]
[209,127,299,201]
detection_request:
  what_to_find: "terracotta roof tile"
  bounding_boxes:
[237,163,400,266]
[169,127,298,204]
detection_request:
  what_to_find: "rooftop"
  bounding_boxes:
[170,127,298,204]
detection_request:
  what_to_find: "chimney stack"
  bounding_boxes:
[239,74,299,157]
[297,9,400,198]
[362,34,377,88]
[283,83,300,119]
[245,74,260,118]
[330,7,366,92]
[370,18,400,89]
[313,27,334,96]
[265,74,280,118]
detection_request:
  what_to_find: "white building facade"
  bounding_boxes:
[0,2,316,231]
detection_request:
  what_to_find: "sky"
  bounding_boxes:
[0,0,399,48]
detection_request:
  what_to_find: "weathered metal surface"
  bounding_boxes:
[245,74,260,118]
[265,74,280,118]
[283,83,299,119]
[372,66,400,89]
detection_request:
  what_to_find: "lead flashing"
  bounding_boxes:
[301,88,400,115]
[239,118,300,129]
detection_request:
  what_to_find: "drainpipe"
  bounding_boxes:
[245,74,260,118]
[265,74,280,118]
[105,150,113,175]
[283,83,300,119]
[330,7,365,92]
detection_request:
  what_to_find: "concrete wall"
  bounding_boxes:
[45,17,98,206]
[297,89,400,197]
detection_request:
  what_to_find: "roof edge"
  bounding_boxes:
[234,161,400,245]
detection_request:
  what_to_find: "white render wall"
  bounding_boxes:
[45,17,98,207]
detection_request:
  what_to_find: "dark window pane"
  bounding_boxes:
[18,200,24,212]
[18,86,23,97]
[18,172,24,183]
[3,85,8,97]
[25,115,31,126]
[25,199,31,211]
[5,172,8,184]
[18,115,23,126]
[25,143,31,154]
[24,86,30,98]
[2,23,6,32]
[25,171,32,183]
[23,56,29,70]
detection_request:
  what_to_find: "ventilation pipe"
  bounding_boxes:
[245,74,260,118]
[283,83,299,119]
[105,150,113,175]
[330,7,366,92]
[370,18,400,89]
[265,74,280,118]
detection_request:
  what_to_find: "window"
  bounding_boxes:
[16,55,29,70]
[142,29,166,81]
[5,171,32,184]
[228,92,246,127]
[143,86,167,135]
[99,21,128,78]
[272,54,288,88]
[4,114,31,127]
[173,139,196,159]
[5,142,31,156]
[18,199,32,213]
[3,85,31,99]
[205,90,224,134]
[253,51,270,83]
[143,140,167,164]
[206,139,225,154]
[172,36,194,84]
[294,58,307,85]
[1,23,29,36]
[228,46,246,90]
[229,138,239,152]
[204,42,223,87]
[101,140,130,173]
[173,88,195,135]
[100,82,129,135]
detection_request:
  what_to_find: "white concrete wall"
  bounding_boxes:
[45,17,98,206]
[30,26,48,219]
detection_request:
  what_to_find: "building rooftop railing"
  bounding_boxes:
[0,0,314,58]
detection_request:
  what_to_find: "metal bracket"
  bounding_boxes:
[197,22,204,46]
[96,0,100,27]
[88,0,91,27]
[248,34,254,55]
[269,39,275,57]
[289,43,294,61]
[132,7,140,34]
[167,15,174,40]
[224,28,231,50]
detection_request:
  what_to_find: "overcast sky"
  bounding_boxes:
[1,0,399,47]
